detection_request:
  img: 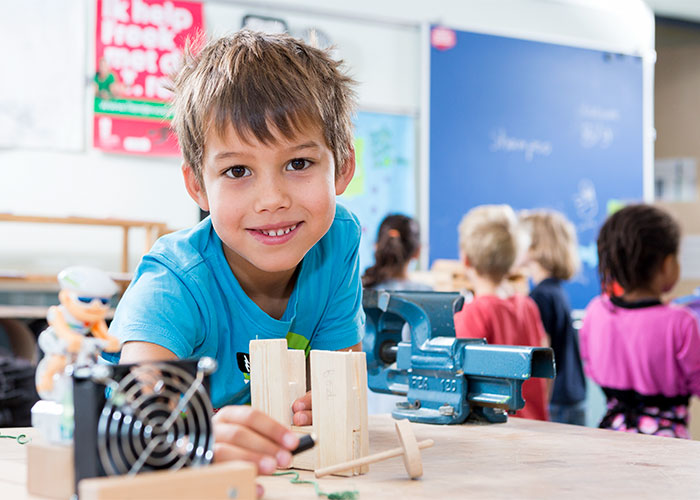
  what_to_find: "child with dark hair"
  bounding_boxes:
[362,214,430,291]
[362,214,430,415]
[520,210,586,425]
[580,204,700,438]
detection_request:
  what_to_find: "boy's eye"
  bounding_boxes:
[225,166,251,178]
[285,159,311,171]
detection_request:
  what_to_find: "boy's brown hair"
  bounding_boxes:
[520,210,580,281]
[458,205,523,283]
[170,29,357,185]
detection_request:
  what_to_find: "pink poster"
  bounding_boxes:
[94,0,204,156]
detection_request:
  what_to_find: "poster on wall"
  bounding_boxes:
[339,111,417,274]
[94,0,204,155]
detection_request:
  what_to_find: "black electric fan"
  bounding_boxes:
[72,358,217,489]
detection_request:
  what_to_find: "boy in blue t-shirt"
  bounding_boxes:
[107,30,363,475]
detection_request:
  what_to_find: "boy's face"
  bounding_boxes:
[184,122,355,280]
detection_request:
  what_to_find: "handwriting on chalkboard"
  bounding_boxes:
[489,129,552,162]
[579,104,618,149]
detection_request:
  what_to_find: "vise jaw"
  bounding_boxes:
[363,289,555,424]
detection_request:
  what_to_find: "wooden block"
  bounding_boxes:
[352,351,370,474]
[310,350,369,476]
[27,439,74,499]
[250,339,290,425]
[287,348,307,412]
[290,425,315,471]
[78,461,256,500]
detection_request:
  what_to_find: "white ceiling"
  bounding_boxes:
[645,0,700,22]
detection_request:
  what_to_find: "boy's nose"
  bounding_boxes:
[254,176,291,212]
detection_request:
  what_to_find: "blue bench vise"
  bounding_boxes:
[363,289,556,424]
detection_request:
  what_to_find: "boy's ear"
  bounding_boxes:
[182,163,210,212]
[462,255,471,268]
[335,147,356,195]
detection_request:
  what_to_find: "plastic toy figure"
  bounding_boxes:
[35,266,121,400]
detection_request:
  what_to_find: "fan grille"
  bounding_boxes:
[96,362,214,476]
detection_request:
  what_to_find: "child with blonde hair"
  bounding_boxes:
[454,205,549,420]
[580,204,700,438]
[520,210,586,425]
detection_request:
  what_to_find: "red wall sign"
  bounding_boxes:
[94,0,204,156]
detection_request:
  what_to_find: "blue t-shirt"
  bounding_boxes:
[106,204,365,408]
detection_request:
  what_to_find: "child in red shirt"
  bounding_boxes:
[453,205,549,420]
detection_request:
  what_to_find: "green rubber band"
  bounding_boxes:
[0,433,31,445]
[273,471,359,499]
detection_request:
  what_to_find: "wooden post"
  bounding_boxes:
[311,350,369,476]
[250,339,290,425]
[121,226,129,273]
[287,348,307,418]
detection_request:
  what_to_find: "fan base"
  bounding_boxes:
[77,460,256,500]
[27,438,74,499]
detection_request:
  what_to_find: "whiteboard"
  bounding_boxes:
[0,0,85,151]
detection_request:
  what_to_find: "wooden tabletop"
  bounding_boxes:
[3,415,700,499]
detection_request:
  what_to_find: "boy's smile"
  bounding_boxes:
[184,123,355,293]
[248,221,301,244]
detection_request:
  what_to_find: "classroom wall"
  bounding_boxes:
[0,0,654,275]
[654,20,700,297]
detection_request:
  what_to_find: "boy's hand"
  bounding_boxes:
[292,391,312,426]
[213,406,299,475]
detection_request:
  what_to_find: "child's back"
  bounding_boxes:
[581,204,700,438]
[581,296,700,401]
[453,205,549,421]
[456,294,548,420]
[521,210,586,425]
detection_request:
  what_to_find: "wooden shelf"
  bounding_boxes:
[0,213,170,274]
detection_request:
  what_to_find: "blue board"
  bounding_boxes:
[340,111,416,274]
[429,27,644,309]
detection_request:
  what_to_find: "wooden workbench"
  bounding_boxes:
[3,415,700,499]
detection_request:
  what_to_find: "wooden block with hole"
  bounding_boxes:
[249,339,309,469]
[311,349,369,476]
[250,339,291,425]
[77,461,256,500]
[27,438,75,499]
[250,339,307,425]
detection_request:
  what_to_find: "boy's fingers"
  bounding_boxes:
[213,443,279,474]
[292,409,312,426]
[213,421,282,460]
[214,406,298,450]
[292,390,312,412]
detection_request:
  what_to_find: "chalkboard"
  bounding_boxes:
[429,27,644,309]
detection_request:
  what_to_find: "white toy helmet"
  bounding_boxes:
[57,266,118,300]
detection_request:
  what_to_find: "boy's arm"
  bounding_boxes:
[119,340,178,363]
